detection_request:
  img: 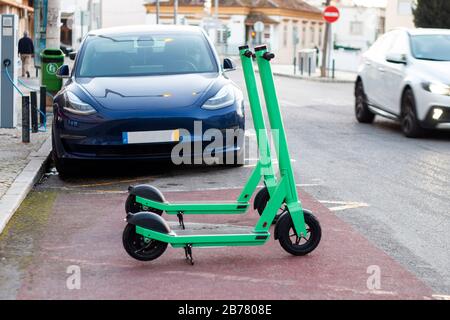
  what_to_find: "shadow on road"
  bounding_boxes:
[372,120,450,141]
[46,158,240,183]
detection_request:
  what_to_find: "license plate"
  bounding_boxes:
[122,129,180,144]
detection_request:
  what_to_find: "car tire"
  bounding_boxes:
[401,89,423,138]
[355,80,375,124]
[52,132,76,178]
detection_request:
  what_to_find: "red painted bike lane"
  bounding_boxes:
[18,188,433,300]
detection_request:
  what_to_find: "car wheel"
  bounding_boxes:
[52,132,76,178]
[355,80,375,123]
[401,89,423,138]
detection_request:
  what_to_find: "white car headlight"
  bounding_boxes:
[202,84,235,110]
[64,91,97,115]
[422,82,450,96]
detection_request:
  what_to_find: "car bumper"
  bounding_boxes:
[53,109,244,161]
[416,90,450,129]
[421,106,450,129]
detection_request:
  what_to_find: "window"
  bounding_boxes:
[283,24,288,47]
[397,0,412,16]
[310,25,315,44]
[411,34,450,61]
[350,21,363,36]
[318,25,323,47]
[78,33,218,77]
[293,25,299,45]
[302,23,307,46]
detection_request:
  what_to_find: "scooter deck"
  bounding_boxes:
[169,222,255,235]
[136,196,250,215]
[136,222,270,248]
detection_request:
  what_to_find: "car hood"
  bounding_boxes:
[413,59,450,84]
[77,73,218,111]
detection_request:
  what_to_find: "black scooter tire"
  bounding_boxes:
[254,187,284,224]
[122,224,168,261]
[277,211,321,256]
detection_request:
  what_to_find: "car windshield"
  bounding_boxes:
[410,34,450,61]
[77,32,218,77]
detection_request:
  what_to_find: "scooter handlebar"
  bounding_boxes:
[262,52,275,61]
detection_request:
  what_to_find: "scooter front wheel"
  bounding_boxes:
[122,224,168,261]
[277,211,321,256]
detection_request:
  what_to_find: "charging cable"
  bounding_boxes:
[3,60,48,132]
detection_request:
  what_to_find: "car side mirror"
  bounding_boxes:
[386,53,407,65]
[69,51,77,61]
[223,58,236,71]
[56,64,70,79]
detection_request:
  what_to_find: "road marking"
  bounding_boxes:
[279,100,300,107]
[244,158,297,168]
[60,176,159,188]
[58,183,323,195]
[319,200,369,212]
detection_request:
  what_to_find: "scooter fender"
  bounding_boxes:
[128,184,166,203]
[126,212,171,234]
[274,209,312,240]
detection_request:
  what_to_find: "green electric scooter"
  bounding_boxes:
[122,45,321,264]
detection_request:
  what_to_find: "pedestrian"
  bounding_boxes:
[18,31,34,78]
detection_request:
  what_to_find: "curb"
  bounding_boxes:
[0,136,52,234]
[271,71,356,84]
[253,68,355,84]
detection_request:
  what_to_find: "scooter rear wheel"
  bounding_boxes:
[122,224,168,261]
[125,194,163,215]
[277,211,321,256]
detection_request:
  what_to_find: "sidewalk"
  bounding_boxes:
[0,76,52,233]
[256,63,357,83]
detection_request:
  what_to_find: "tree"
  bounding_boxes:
[413,0,450,29]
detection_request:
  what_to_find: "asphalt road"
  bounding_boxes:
[0,69,449,298]
[235,71,450,295]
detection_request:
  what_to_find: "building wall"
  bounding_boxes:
[385,0,414,31]
[144,4,324,64]
[61,0,89,49]
[333,6,385,51]
[101,0,147,28]
[0,0,34,38]
[274,17,324,64]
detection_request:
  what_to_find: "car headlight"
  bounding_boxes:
[202,84,235,110]
[64,91,96,115]
[422,82,450,96]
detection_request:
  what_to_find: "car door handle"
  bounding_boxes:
[365,61,372,66]
[378,67,385,72]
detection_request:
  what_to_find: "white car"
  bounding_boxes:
[355,28,450,137]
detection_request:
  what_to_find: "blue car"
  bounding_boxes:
[52,25,245,175]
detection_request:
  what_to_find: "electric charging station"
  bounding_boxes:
[0,14,19,128]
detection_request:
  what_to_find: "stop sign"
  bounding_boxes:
[323,6,340,23]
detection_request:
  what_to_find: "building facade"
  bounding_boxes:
[385,0,414,31]
[333,4,385,52]
[144,0,324,64]
[61,0,148,50]
[0,0,34,37]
